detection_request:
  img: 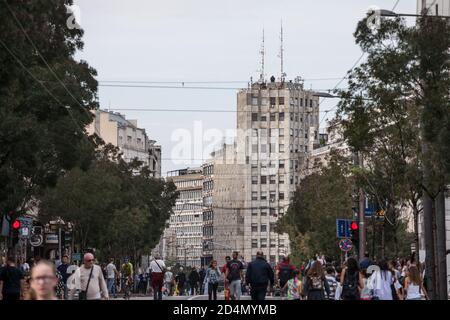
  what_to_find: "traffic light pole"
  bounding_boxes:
[358,152,366,261]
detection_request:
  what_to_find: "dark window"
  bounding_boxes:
[270,97,276,105]
[260,115,267,121]
[279,193,285,200]
[278,97,285,105]
[261,176,267,184]
[252,113,258,121]
[270,113,276,121]
[279,112,285,121]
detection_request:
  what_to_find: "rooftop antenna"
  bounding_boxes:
[279,20,286,82]
[259,28,265,83]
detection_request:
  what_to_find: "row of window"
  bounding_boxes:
[174,203,202,212]
[250,159,299,170]
[251,207,285,216]
[251,128,316,139]
[175,180,202,188]
[203,225,213,236]
[178,190,202,200]
[251,191,285,201]
[203,180,214,191]
[251,238,285,248]
[173,226,203,234]
[203,211,213,221]
[170,213,201,222]
[251,175,299,185]
[203,165,214,176]
[250,95,316,108]
[251,143,308,154]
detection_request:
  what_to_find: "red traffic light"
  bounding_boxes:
[350,221,359,231]
[12,220,21,230]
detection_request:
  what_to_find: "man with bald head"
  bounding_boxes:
[78,253,108,300]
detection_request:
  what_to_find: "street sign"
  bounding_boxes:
[17,217,33,238]
[30,234,43,247]
[336,219,352,238]
[72,253,82,261]
[365,199,376,217]
[339,238,353,252]
[45,233,59,244]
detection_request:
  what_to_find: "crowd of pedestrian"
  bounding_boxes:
[0,250,429,300]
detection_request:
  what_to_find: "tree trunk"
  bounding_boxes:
[435,190,448,300]
[412,202,420,259]
[423,189,436,300]
[381,222,385,260]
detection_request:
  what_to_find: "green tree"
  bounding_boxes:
[40,146,179,262]
[0,0,98,220]
[277,152,354,264]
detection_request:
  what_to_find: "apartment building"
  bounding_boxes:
[166,168,203,267]
[86,109,161,178]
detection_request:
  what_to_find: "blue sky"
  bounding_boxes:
[73,0,416,173]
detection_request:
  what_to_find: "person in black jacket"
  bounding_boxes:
[188,267,200,295]
[245,251,274,301]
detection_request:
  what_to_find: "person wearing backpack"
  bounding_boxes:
[340,257,364,300]
[275,256,296,296]
[302,260,330,300]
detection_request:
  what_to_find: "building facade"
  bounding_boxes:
[417,0,450,16]
[166,168,204,267]
[231,77,320,264]
[201,162,214,266]
[86,109,161,178]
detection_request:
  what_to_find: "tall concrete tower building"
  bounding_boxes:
[229,77,320,264]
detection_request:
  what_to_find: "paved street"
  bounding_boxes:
[111,294,284,301]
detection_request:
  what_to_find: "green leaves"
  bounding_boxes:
[39,152,179,258]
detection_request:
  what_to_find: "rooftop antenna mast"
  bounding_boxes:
[259,28,265,83]
[279,20,286,82]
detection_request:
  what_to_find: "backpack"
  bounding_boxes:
[342,271,359,299]
[310,276,324,290]
[279,265,293,284]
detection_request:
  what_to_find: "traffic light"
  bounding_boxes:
[11,219,21,246]
[350,220,359,245]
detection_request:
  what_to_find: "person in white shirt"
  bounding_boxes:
[163,267,174,296]
[106,258,118,298]
[149,254,166,300]
[404,265,428,300]
[70,253,109,300]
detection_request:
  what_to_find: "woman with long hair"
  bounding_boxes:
[340,257,364,300]
[27,260,58,300]
[369,260,395,300]
[302,260,330,300]
[204,260,221,300]
[404,265,428,300]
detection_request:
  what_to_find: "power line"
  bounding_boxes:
[107,107,333,113]
[97,77,347,84]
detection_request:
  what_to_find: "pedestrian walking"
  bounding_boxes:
[221,256,231,300]
[149,254,166,300]
[106,258,118,298]
[163,267,174,296]
[275,256,296,296]
[282,269,302,300]
[121,258,133,299]
[27,260,58,300]
[225,251,244,300]
[56,255,70,300]
[73,253,109,300]
[175,267,186,296]
[245,251,274,301]
[325,266,338,300]
[205,260,221,300]
[188,267,200,296]
[199,266,206,294]
[359,252,373,270]
[302,260,330,300]
[340,257,364,300]
[0,257,24,300]
[404,265,428,300]
[369,260,394,300]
